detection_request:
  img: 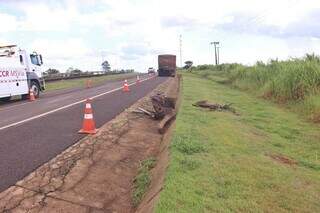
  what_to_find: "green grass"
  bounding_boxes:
[155,72,320,212]
[190,54,320,121]
[132,157,156,207]
[45,73,136,92]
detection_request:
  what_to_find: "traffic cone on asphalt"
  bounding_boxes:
[86,79,92,89]
[136,75,140,84]
[78,99,98,134]
[29,89,36,101]
[123,80,130,92]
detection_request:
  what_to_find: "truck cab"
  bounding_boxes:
[0,45,45,101]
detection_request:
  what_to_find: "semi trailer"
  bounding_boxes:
[0,45,45,101]
[158,54,176,77]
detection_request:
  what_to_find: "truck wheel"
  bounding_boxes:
[30,81,40,98]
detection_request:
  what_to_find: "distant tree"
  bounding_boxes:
[66,67,74,73]
[184,60,193,69]
[66,67,82,76]
[44,68,60,75]
[70,69,82,76]
[101,60,111,72]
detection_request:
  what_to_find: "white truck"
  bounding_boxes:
[0,45,45,101]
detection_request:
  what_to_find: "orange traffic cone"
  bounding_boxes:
[78,99,98,134]
[136,75,140,84]
[29,89,36,101]
[123,80,130,92]
[86,79,92,89]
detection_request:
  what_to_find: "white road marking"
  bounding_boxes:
[0,76,155,131]
[0,75,149,111]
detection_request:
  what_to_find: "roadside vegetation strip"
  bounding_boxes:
[132,157,156,207]
[45,73,137,92]
[192,54,320,122]
[155,72,320,212]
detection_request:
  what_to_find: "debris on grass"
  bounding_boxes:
[132,157,157,207]
[193,100,237,114]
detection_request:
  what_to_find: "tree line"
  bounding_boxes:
[43,60,134,77]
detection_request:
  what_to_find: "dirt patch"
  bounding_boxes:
[0,76,180,213]
[135,75,180,213]
[310,112,320,123]
[267,153,297,166]
[135,121,175,213]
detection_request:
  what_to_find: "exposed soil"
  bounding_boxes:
[0,76,180,213]
[136,76,180,213]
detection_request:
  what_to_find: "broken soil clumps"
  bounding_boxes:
[133,76,180,134]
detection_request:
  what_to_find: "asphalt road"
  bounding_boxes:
[0,75,167,192]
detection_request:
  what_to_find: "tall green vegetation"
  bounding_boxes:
[192,54,320,121]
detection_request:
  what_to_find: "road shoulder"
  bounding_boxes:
[0,76,179,212]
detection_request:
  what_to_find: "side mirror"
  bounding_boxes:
[39,54,43,65]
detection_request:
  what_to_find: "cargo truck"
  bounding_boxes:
[0,45,45,101]
[158,54,176,77]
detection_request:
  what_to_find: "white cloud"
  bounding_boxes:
[0,13,18,32]
[30,38,89,58]
[29,38,95,71]
[0,37,9,46]
[1,0,320,71]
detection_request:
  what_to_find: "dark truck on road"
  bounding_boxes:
[158,54,176,77]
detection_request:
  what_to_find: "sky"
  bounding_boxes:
[0,0,320,72]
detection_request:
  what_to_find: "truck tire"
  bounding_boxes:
[30,81,40,98]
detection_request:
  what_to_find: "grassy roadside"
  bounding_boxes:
[132,157,156,207]
[45,73,137,92]
[155,72,320,212]
[192,55,320,122]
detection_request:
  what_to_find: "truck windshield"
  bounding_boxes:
[30,54,40,65]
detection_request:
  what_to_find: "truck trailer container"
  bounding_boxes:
[158,54,176,77]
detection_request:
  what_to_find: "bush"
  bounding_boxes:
[190,54,320,121]
[195,54,320,103]
[172,135,207,155]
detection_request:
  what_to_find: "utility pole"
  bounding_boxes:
[179,34,182,68]
[217,46,220,65]
[210,41,220,65]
